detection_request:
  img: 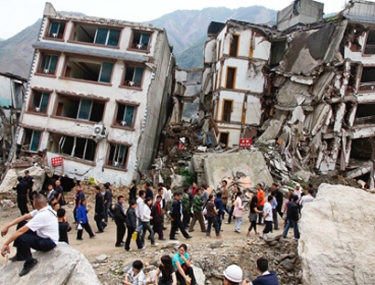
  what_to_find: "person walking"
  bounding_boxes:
[272,183,283,218]
[205,194,221,238]
[73,185,85,224]
[188,188,206,233]
[271,191,279,230]
[247,196,263,236]
[103,182,113,223]
[94,186,105,233]
[260,196,274,238]
[282,195,300,240]
[226,184,239,224]
[214,192,224,231]
[113,195,127,247]
[125,201,142,251]
[13,176,30,215]
[140,198,158,247]
[144,182,153,200]
[76,199,95,240]
[151,195,165,240]
[233,191,244,233]
[169,193,192,240]
[256,184,265,225]
[220,180,230,217]
[182,188,191,228]
[55,180,65,206]
[129,180,137,202]
[136,190,146,234]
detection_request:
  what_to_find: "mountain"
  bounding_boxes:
[0,6,276,77]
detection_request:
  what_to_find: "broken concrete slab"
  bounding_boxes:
[0,166,46,193]
[203,150,273,189]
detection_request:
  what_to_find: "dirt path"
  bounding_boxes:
[0,205,284,265]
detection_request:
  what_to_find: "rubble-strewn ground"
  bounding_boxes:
[0,200,301,285]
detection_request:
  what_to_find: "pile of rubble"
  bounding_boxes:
[91,237,301,285]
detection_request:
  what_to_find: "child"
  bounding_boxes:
[57,208,71,244]
[124,260,145,285]
[155,255,177,285]
[76,199,95,240]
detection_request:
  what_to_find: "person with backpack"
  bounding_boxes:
[113,195,127,247]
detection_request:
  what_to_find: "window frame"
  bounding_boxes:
[27,89,52,115]
[127,29,153,53]
[229,34,240,57]
[363,29,375,56]
[359,65,375,93]
[112,100,139,130]
[35,52,60,77]
[56,133,98,163]
[120,62,146,90]
[104,141,131,171]
[222,99,233,122]
[225,66,237,89]
[44,20,67,41]
[22,128,42,153]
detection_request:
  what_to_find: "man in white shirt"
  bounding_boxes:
[299,189,315,208]
[136,190,146,233]
[260,196,273,238]
[1,194,58,277]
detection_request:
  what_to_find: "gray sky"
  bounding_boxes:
[0,0,362,40]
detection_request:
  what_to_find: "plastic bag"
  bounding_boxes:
[77,223,83,230]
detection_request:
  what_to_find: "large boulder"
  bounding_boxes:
[0,242,100,284]
[0,166,46,193]
[299,183,375,285]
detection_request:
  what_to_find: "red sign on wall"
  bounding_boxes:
[239,138,252,148]
[51,156,63,167]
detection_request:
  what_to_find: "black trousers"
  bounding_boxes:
[257,206,264,224]
[176,265,197,285]
[227,205,235,223]
[77,222,94,239]
[153,222,164,239]
[14,226,55,265]
[263,220,273,234]
[170,217,189,239]
[115,220,126,245]
[125,226,142,250]
[95,213,104,232]
[17,198,29,215]
[182,210,190,227]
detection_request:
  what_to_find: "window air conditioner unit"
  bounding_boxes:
[52,33,58,38]
[43,69,50,74]
[92,124,104,136]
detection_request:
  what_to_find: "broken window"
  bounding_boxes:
[72,23,120,47]
[347,63,360,93]
[64,57,114,83]
[359,66,375,91]
[54,134,97,161]
[222,100,232,122]
[55,95,105,122]
[106,143,129,169]
[351,138,372,161]
[354,103,375,125]
[115,103,137,127]
[130,31,152,51]
[219,132,229,146]
[229,35,239,57]
[123,65,145,87]
[47,21,66,39]
[226,67,236,89]
[29,90,50,113]
[23,129,41,152]
[38,54,58,75]
[364,30,375,55]
[270,41,286,66]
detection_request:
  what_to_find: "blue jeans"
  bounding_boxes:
[235,216,244,231]
[282,219,299,239]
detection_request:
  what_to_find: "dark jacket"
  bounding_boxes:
[252,271,280,285]
[129,185,137,202]
[113,203,126,223]
[95,193,104,214]
[126,207,137,228]
[151,202,162,223]
[214,197,223,216]
[13,181,30,199]
[286,201,299,221]
[275,189,283,210]
[145,188,153,200]
[170,199,182,219]
[58,221,71,244]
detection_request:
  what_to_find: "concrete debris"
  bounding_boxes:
[299,184,375,284]
[0,166,46,193]
[0,199,15,209]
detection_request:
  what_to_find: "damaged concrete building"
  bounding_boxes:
[202,0,375,185]
[0,72,27,177]
[16,3,174,184]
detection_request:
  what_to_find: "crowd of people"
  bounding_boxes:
[4,173,316,281]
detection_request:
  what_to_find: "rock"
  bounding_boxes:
[208,241,222,249]
[299,184,375,285]
[0,199,15,209]
[92,263,100,269]
[161,241,180,249]
[0,166,46,193]
[96,254,108,263]
[193,266,205,285]
[280,258,295,272]
[0,242,100,284]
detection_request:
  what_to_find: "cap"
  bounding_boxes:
[223,265,243,283]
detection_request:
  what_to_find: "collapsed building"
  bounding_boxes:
[14,3,174,184]
[199,0,375,187]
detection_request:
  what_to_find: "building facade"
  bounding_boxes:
[17,3,174,184]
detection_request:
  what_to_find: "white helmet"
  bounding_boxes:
[223,265,243,283]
